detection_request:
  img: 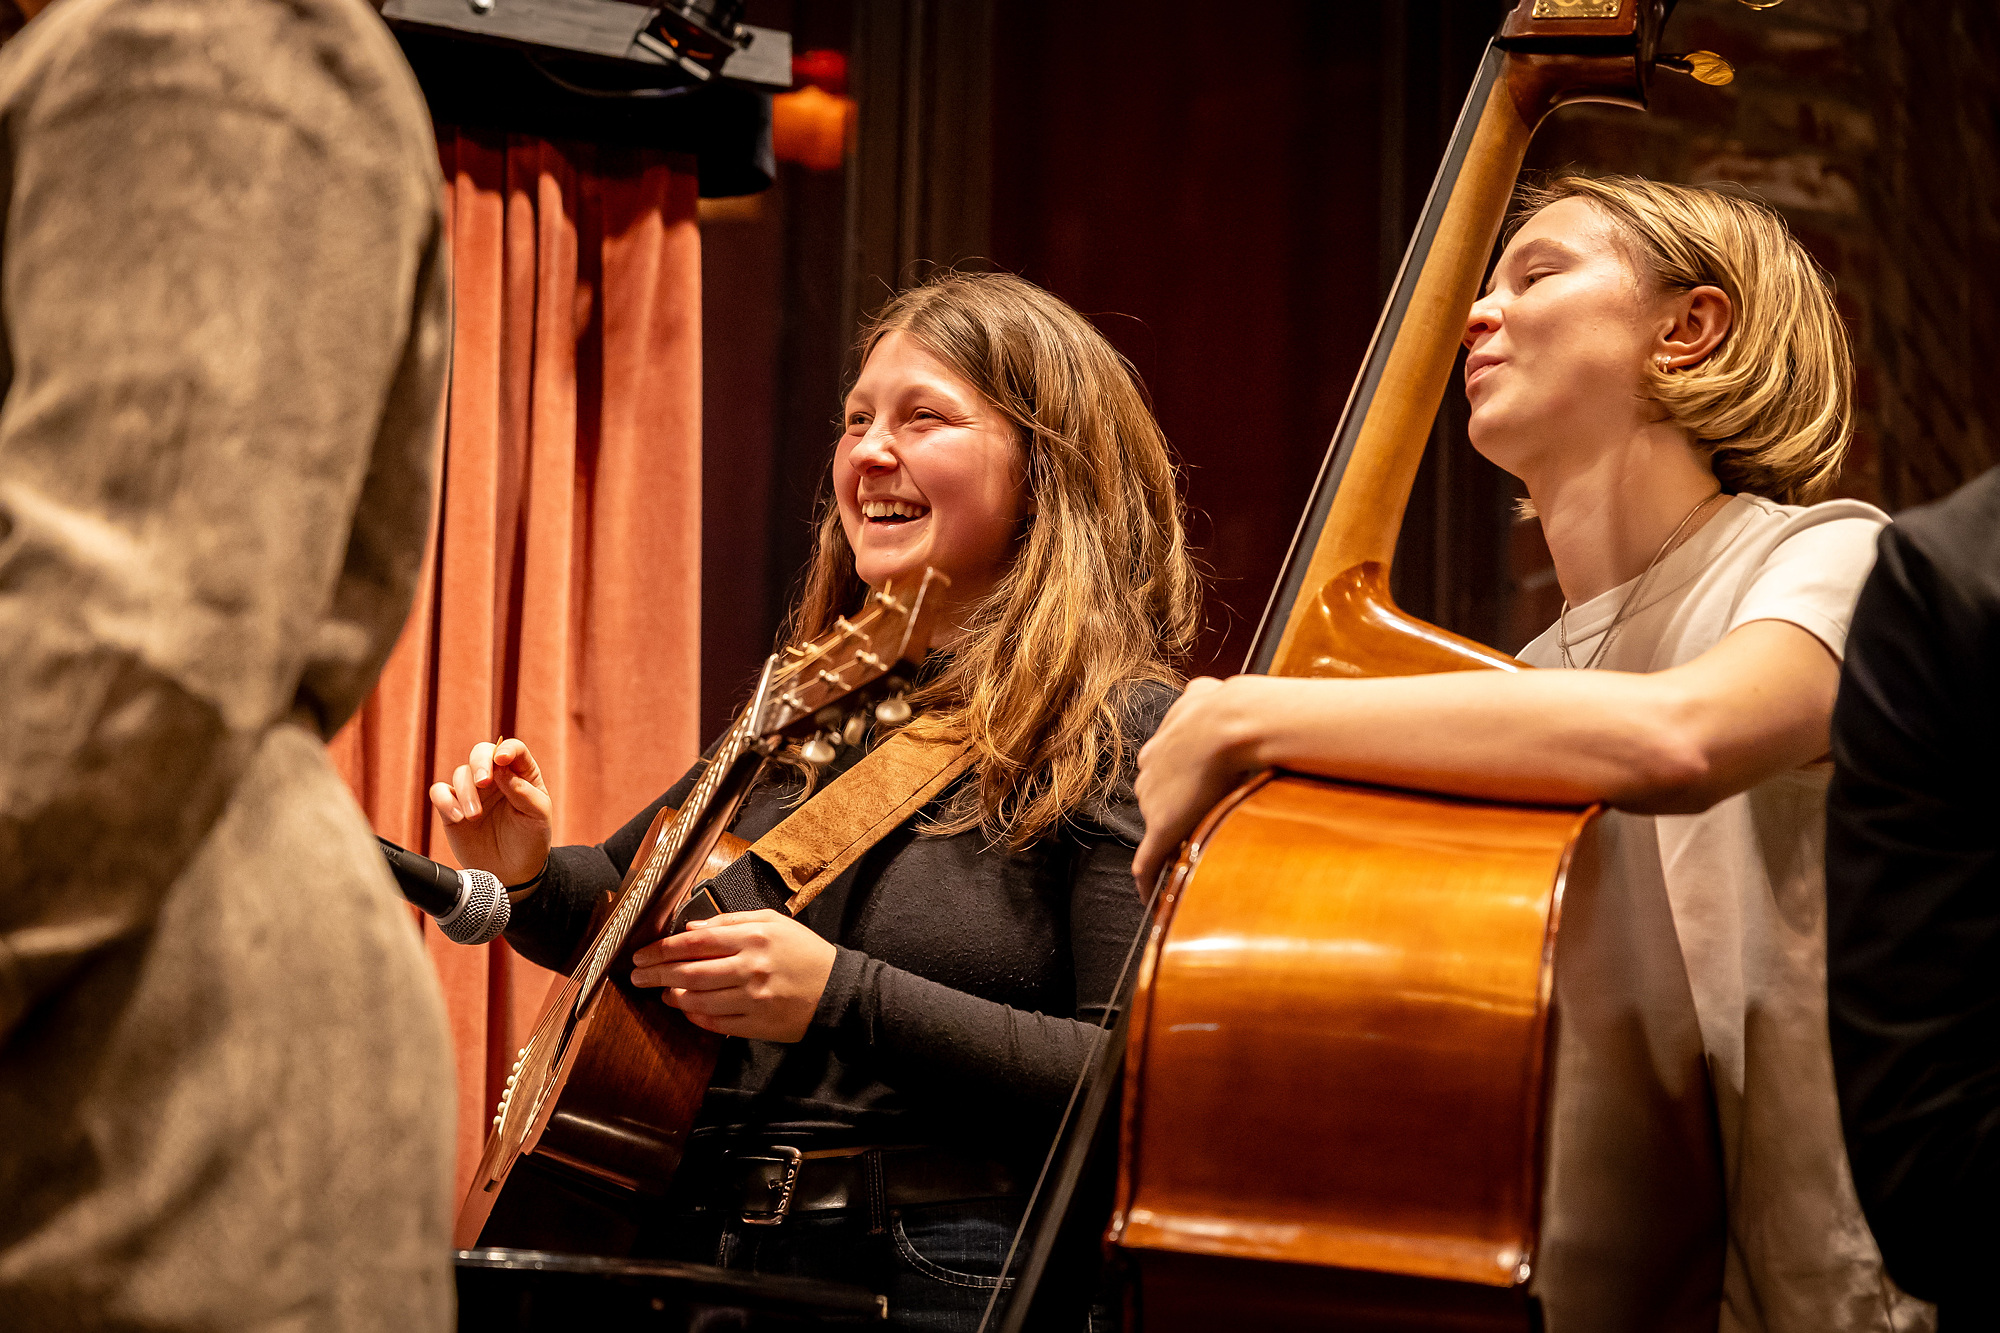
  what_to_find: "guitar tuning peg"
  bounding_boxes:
[801,731,838,766]
[1658,51,1734,86]
[842,712,869,748]
[874,694,912,726]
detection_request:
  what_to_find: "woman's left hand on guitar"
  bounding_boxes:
[630,911,837,1042]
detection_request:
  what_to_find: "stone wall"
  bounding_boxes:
[1859,0,2000,506]
[1494,0,2000,644]
[1529,0,1999,508]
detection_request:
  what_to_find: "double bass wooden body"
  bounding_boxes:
[1116,779,1721,1331]
[1109,2,1729,1327]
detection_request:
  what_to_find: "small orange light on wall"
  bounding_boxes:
[772,49,854,172]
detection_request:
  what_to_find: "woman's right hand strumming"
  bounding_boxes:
[430,738,554,888]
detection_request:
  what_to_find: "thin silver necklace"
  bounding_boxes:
[1558,491,1724,670]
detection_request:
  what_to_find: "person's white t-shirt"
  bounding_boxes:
[1519,494,1931,1333]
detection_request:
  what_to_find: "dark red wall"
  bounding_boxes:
[700,0,2000,734]
[986,1,1498,676]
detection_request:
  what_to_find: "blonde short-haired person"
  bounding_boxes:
[1134,176,1930,1332]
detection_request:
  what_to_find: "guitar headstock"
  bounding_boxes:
[747,567,950,763]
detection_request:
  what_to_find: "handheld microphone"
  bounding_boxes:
[377,836,510,946]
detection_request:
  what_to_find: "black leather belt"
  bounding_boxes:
[682,1144,1022,1227]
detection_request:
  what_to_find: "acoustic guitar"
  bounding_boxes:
[1109,3,1749,1329]
[456,572,945,1252]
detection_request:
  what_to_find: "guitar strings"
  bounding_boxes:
[568,595,897,1017]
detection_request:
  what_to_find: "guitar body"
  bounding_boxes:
[452,575,945,1255]
[455,810,747,1252]
[1112,774,1722,1331]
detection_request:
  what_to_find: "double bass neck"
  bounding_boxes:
[1249,16,1666,680]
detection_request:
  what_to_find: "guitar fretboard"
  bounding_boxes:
[571,715,753,1019]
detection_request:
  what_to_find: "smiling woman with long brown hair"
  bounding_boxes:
[1135,177,1929,1332]
[433,269,1198,1330]
[784,271,1199,847]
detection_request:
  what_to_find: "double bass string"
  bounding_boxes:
[978,854,1180,1333]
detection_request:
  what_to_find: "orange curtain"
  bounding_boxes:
[331,127,703,1200]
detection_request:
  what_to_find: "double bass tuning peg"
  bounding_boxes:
[1658,50,1734,86]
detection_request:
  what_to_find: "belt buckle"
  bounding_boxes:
[740,1145,804,1227]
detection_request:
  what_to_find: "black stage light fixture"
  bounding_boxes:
[381,0,791,91]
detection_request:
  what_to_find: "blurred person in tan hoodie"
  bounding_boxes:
[0,1,456,1327]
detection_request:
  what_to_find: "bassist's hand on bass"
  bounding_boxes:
[429,737,555,890]
[1132,675,1262,887]
[630,909,836,1042]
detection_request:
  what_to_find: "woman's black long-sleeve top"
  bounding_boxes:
[502,684,1170,1166]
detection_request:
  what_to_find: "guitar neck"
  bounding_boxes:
[557,576,949,1008]
[629,742,768,943]
[568,716,769,1016]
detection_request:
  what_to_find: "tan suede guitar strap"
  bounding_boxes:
[745,727,975,916]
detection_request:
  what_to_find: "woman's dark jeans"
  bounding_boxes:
[651,1195,1035,1333]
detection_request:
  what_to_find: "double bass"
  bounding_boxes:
[1109,3,1756,1329]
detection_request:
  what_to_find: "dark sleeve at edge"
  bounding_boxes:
[1826,500,2000,1312]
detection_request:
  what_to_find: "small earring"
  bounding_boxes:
[1655,354,1674,370]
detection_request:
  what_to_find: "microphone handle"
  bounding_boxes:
[376,837,512,946]
[376,836,465,917]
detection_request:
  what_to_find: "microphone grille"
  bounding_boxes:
[438,868,510,946]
